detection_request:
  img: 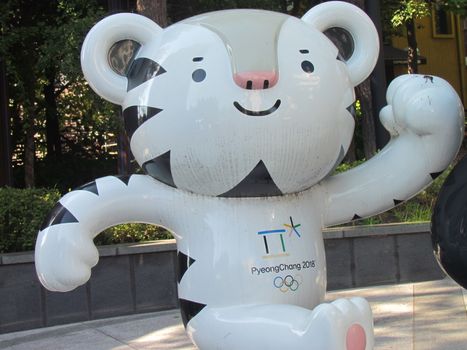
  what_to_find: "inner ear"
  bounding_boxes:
[323,27,354,62]
[108,40,141,76]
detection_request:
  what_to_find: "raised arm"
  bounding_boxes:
[320,74,464,227]
[35,174,184,292]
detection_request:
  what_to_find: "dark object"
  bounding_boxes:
[323,27,354,61]
[179,298,207,327]
[123,105,162,138]
[143,150,175,187]
[126,57,166,91]
[220,160,283,197]
[115,175,131,185]
[108,40,140,75]
[431,155,467,288]
[177,251,195,283]
[40,203,79,231]
[76,180,99,195]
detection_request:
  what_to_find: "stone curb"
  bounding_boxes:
[323,222,430,239]
[0,223,431,265]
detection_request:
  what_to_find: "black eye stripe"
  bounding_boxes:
[142,150,175,188]
[126,57,166,91]
[123,105,163,138]
[301,60,314,73]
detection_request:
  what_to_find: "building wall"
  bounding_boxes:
[391,14,466,106]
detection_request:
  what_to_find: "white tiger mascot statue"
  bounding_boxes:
[35,2,464,349]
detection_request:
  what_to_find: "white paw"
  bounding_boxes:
[35,223,98,292]
[382,74,463,137]
[309,298,374,350]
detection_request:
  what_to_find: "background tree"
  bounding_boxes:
[137,0,168,26]
[0,0,120,189]
[8,0,464,190]
[383,0,431,73]
[382,0,466,74]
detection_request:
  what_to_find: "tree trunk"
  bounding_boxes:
[44,72,61,159]
[341,0,377,159]
[137,0,168,27]
[345,138,357,163]
[24,109,35,188]
[365,0,390,149]
[406,18,418,74]
[0,58,12,187]
[117,127,133,175]
[356,80,377,159]
[21,63,37,188]
[290,0,302,16]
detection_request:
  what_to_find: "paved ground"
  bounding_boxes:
[1,277,466,349]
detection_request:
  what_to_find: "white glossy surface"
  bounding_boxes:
[80,13,161,104]
[301,1,379,86]
[37,1,464,349]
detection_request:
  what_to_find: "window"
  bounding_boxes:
[432,7,455,38]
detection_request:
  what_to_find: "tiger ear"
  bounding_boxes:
[80,13,162,105]
[302,1,379,86]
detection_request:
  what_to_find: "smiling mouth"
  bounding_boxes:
[233,99,281,116]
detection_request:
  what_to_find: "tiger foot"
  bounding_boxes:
[310,297,374,350]
[187,297,374,349]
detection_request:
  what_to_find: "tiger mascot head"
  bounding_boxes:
[81,2,378,197]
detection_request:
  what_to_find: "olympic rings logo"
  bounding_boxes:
[273,275,301,292]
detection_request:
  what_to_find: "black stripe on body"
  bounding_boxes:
[179,298,207,327]
[346,102,356,118]
[126,57,166,91]
[220,160,283,198]
[352,214,362,221]
[115,175,131,186]
[76,181,99,195]
[326,145,346,177]
[142,151,176,187]
[393,199,404,206]
[123,106,162,138]
[430,171,444,180]
[177,251,196,283]
[40,203,78,231]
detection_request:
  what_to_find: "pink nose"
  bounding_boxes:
[233,71,278,90]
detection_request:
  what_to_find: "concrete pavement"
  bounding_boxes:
[1,277,466,349]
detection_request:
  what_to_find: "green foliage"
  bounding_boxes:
[382,0,467,39]
[95,224,173,246]
[0,186,172,253]
[27,157,117,193]
[390,0,430,29]
[335,159,366,173]
[431,0,467,16]
[0,187,60,253]
[0,0,120,186]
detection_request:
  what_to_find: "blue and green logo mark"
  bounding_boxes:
[257,217,301,258]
